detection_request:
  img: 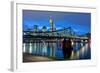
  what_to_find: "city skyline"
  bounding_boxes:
[23,10,91,62]
[23,10,91,35]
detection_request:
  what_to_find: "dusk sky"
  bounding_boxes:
[23,10,91,35]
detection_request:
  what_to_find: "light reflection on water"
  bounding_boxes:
[23,41,91,60]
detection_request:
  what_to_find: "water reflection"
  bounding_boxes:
[23,40,91,60]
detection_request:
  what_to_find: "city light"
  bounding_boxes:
[23,10,91,62]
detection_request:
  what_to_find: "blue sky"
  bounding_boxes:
[23,10,91,35]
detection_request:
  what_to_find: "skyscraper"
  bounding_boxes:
[49,16,54,32]
[33,25,38,32]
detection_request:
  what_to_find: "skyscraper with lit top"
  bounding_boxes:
[49,16,54,32]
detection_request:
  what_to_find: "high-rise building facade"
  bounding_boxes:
[49,16,54,32]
